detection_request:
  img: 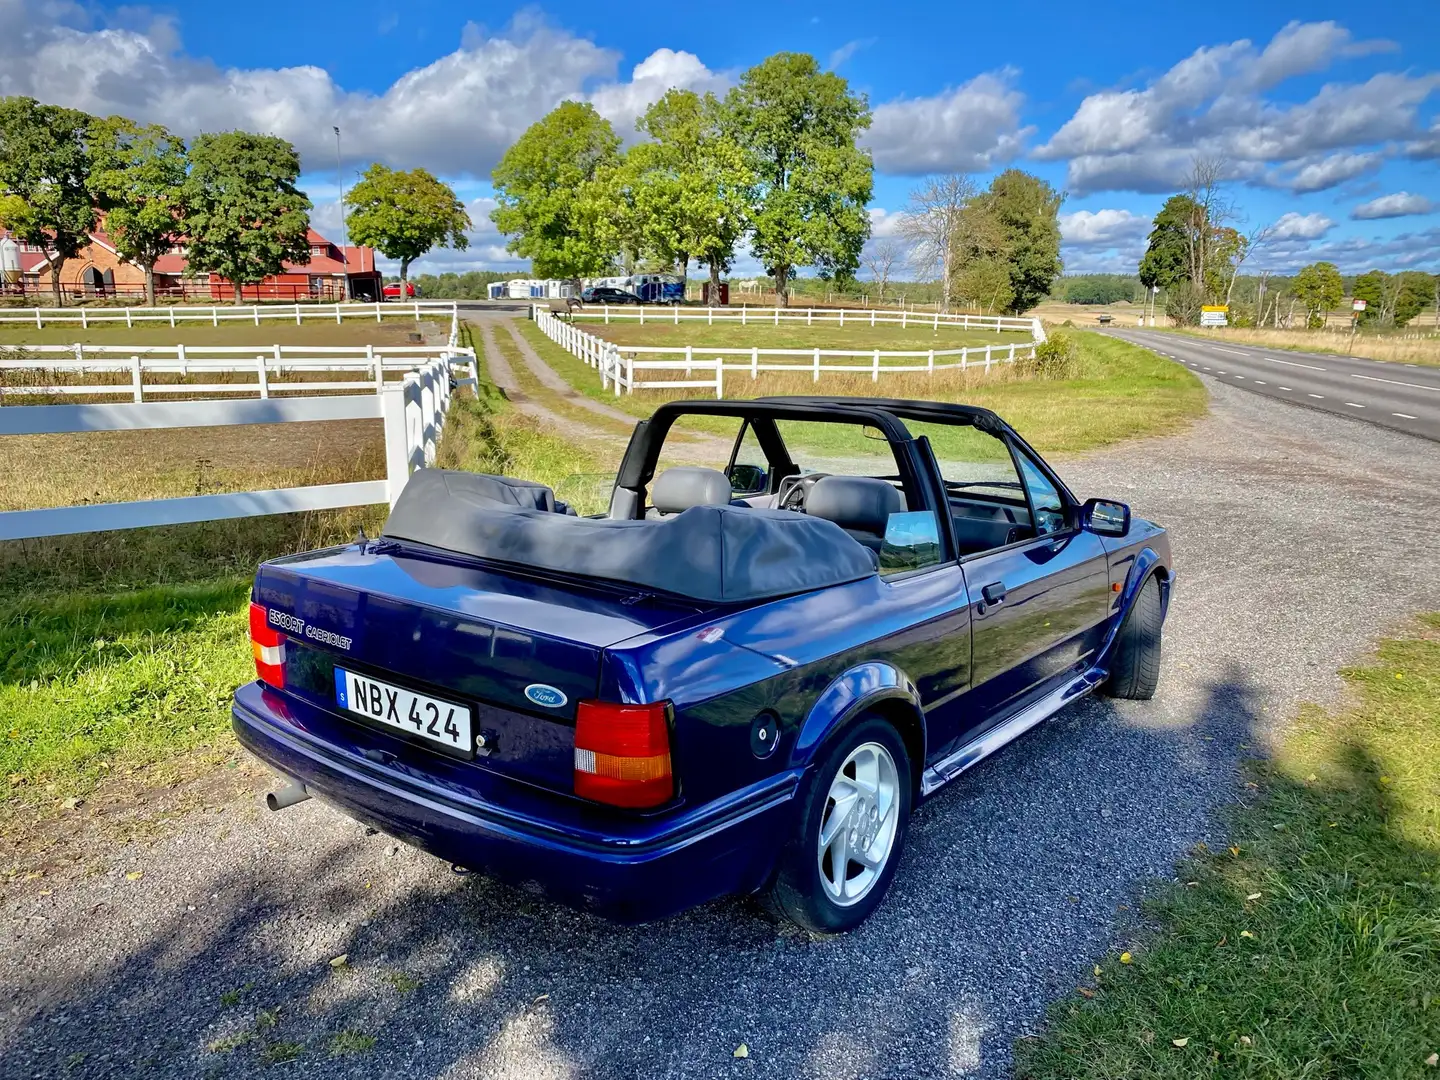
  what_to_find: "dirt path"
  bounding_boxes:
[496,318,639,426]
[3,379,1439,1080]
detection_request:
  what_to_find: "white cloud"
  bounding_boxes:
[1035,21,1436,195]
[1059,208,1150,247]
[0,4,724,178]
[1252,226,1440,273]
[1268,212,1335,240]
[1351,192,1436,219]
[866,207,911,239]
[866,71,1030,175]
[827,39,874,71]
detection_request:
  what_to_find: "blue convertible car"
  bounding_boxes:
[234,397,1173,932]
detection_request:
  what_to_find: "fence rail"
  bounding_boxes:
[534,308,1039,398]
[564,303,1044,338]
[0,300,459,330]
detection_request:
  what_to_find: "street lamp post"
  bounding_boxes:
[334,126,349,302]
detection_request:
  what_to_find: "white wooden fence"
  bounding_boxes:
[0,352,477,541]
[534,307,1039,398]
[567,303,1045,339]
[0,299,461,331]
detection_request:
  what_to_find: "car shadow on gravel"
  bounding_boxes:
[1,668,1267,1080]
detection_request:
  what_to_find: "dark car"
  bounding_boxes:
[579,286,642,304]
[235,397,1173,932]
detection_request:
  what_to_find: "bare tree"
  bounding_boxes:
[1182,156,1241,299]
[899,174,976,313]
[1221,222,1275,307]
[864,237,906,303]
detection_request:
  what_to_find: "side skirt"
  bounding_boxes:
[919,667,1108,796]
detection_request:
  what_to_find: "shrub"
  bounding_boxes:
[1019,333,1078,379]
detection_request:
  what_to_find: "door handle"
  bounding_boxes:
[981,581,1006,605]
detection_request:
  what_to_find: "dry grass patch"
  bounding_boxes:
[1158,326,1440,367]
[582,318,1033,354]
[0,316,450,348]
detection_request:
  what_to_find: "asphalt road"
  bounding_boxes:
[1107,328,1440,442]
[4,383,1440,1080]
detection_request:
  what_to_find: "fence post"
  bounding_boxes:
[708,306,713,326]
[902,309,908,329]
[774,307,779,327]
[177,342,187,376]
[295,304,302,326]
[273,344,284,388]
[211,306,218,327]
[335,304,342,325]
[604,304,610,325]
[80,307,87,329]
[933,311,938,330]
[74,342,83,368]
[985,344,992,372]
[125,307,132,329]
[813,347,820,382]
[928,349,934,375]
[840,308,845,327]
[376,302,383,323]
[131,355,142,402]
[961,349,968,372]
[169,306,175,329]
[382,382,411,506]
[600,345,609,391]
[640,306,645,326]
[685,345,693,377]
[1009,343,1016,365]
[256,355,269,399]
[751,346,758,379]
[35,308,43,329]
[872,349,880,382]
[624,350,632,396]
[715,360,723,399]
[413,300,420,321]
[871,308,876,327]
[807,307,813,326]
[742,306,747,327]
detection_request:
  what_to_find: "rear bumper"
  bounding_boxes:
[231,684,797,923]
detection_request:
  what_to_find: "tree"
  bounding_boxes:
[0,97,95,305]
[1352,269,1389,326]
[899,174,976,313]
[1293,261,1343,328]
[629,90,751,301]
[490,102,622,279]
[346,164,471,303]
[968,169,1063,314]
[1353,269,1435,327]
[727,53,873,307]
[1138,194,1198,291]
[863,237,905,302]
[89,116,187,306]
[181,132,311,306]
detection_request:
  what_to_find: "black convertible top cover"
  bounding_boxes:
[382,469,877,603]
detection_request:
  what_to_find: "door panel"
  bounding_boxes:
[961,529,1111,724]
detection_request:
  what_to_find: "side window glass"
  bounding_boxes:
[1016,452,1067,535]
[727,421,770,495]
[879,511,943,575]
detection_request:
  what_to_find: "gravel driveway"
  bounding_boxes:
[4,378,1439,1080]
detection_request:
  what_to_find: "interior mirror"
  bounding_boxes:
[727,463,768,495]
[1082,498,1130,537]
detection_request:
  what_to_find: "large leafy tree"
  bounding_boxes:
[346,165,471,301]
[1293,261,1344,328]
[1138,194,1199,291]
[970,169,1063,314]
[182,132,311,305]
[1352,269,1435,327]
[630,89,751,300]
[89,116,188,306]
[490,102,622,279]
[727,53,873,307]
[0,97,96,306]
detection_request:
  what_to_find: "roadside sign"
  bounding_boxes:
[1200,304,1228,328]
[1353,299,1367,311]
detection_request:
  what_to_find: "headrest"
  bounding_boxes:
[652,466,733,514]
[807,476,903,534]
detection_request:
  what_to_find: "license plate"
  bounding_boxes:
[334,668,472,754]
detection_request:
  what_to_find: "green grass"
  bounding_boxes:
[1017,615,1440,1080]
[582,316,1033,353]
[0,316,448,348]
[519,321,1207,457]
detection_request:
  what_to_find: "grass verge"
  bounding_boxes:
[1153,326,1440,367]
[519,321,1207,456]
[1016,614,1440,1079]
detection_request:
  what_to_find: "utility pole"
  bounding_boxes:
[334,126,350,302]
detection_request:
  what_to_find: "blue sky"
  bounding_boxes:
[3,0,1437,278]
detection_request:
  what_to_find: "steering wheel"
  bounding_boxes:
[778,472,830,512]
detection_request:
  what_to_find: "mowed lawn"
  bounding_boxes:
[1018,615,1440,1079]
[585,317,1035,356]
[517,320,1208,457]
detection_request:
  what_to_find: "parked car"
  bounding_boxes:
[579,286,642,304]
[383,281,418,299]
[235,397,1173,931]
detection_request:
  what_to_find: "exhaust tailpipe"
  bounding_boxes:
[266,781,311,811]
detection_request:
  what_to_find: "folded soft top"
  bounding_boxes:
[381,470,877,603]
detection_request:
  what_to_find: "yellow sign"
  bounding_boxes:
[1201,305,1229,312]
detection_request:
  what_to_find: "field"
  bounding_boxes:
[587,319,1034,354]
[1018,614,1440,1079]
[1156,325,1440,367]
[519,320,1208,458]
[0,317,449,349]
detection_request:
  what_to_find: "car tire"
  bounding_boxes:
[1104,573,1163,700]
[765,716,912,934]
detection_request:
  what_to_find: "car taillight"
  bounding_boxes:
[573,700,673,809]
[249,603,286,688]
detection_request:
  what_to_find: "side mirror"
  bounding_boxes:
[727,463,768,495]
[1082,498,1131,537]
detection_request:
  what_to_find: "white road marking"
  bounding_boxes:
[1348,372,1440,394]
[1212,347,1247,355]
[1309,394,1325,399]
[1279,385,1292,390]
[1344,402,1365,408]
[1202,365,1211,370]
[1254,380,1267,385]
[1234,375,1245,379]
[1263,356,1327,371]
[1217,370,1227,374]
[1393,412,1418,419]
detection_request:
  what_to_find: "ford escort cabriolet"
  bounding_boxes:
[234,397,1173,932]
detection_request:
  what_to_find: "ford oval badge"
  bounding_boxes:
[524,684,568,709]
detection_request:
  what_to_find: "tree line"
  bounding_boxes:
[0,97,470,305]
[490,51,1064,314]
